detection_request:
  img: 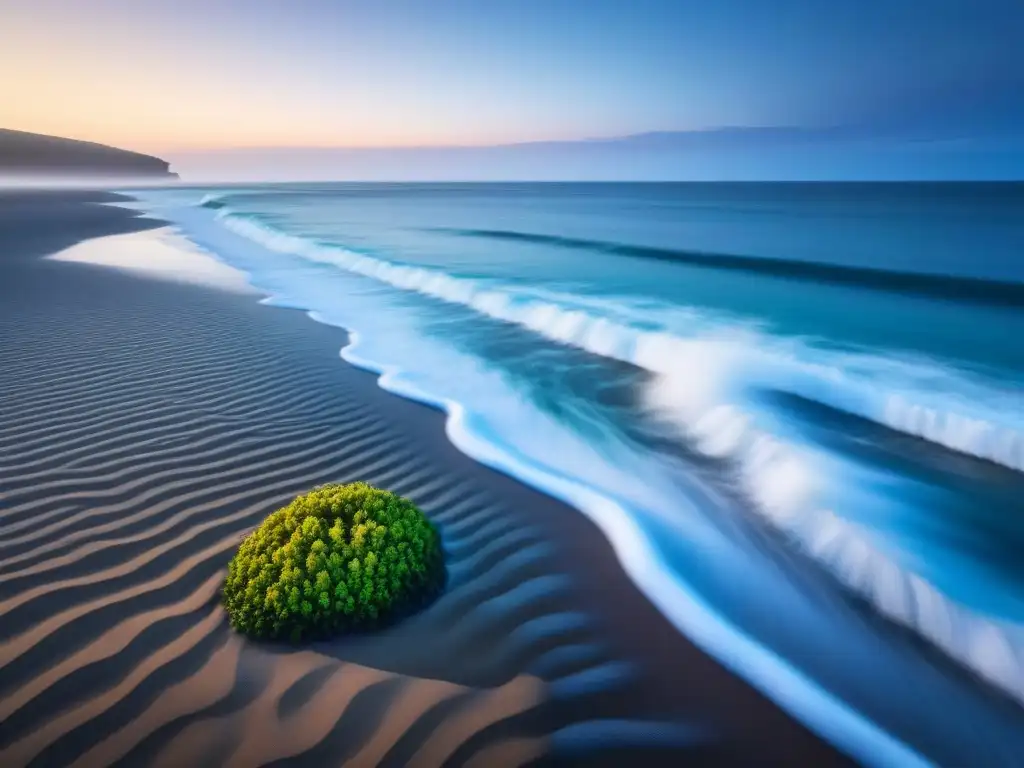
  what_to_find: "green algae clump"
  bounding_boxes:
[223,482,445,642]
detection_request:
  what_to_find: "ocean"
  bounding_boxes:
[134,182,1024,763]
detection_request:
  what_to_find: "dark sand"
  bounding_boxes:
[0,192,852,767]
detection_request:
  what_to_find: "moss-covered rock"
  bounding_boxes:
[223,482,445,642]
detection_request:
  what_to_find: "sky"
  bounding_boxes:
[1,0,1022,179]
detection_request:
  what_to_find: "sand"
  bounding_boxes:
[0,191,850,766]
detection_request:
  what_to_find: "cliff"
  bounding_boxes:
[0,129,177,179]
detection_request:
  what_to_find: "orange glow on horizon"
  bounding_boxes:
[0,32,583,156]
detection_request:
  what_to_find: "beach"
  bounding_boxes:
[0,191,851,767]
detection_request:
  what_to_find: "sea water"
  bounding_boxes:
[133,182,1024,766]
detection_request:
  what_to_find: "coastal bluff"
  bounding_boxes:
[0,128,177,180]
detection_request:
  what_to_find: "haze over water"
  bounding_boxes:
[134,181,1024,764]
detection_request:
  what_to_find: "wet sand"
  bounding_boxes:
[0,191,851,766]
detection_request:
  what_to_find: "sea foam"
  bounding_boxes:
[217,209,1024,472]
[119,191,1024,763]
[207,207,1024,708]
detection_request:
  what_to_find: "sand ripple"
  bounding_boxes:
[0,260,701,767]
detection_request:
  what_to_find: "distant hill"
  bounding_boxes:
[0,129,177,179]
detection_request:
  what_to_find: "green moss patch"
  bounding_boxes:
[223,482,445,642]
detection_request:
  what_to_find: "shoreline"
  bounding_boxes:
[154,187,1024,766]
[121,201,920,764]
[0,190,853,766]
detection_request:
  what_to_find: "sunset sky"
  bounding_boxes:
[3,0,1023,157]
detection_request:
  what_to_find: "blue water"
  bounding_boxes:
[135,182,1024,766]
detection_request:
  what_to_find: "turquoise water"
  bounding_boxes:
[136,183,1024,765]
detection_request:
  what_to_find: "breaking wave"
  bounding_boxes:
[202,204,1024,708]
[218,210,1023,473]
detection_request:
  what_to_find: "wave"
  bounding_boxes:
[198,193,228,209]
[203,205,1024,710]
[129,201,954,765]
[217,210,1024,474]
[645,379,1024,708]
[437,228,1024,308]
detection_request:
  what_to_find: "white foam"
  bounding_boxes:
[646,358,1024,706]
[47,226,257,294]
[208,208,1024,707]
[217,210,1024,473]
[323,324,934,768]
[112,198,1024,760]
